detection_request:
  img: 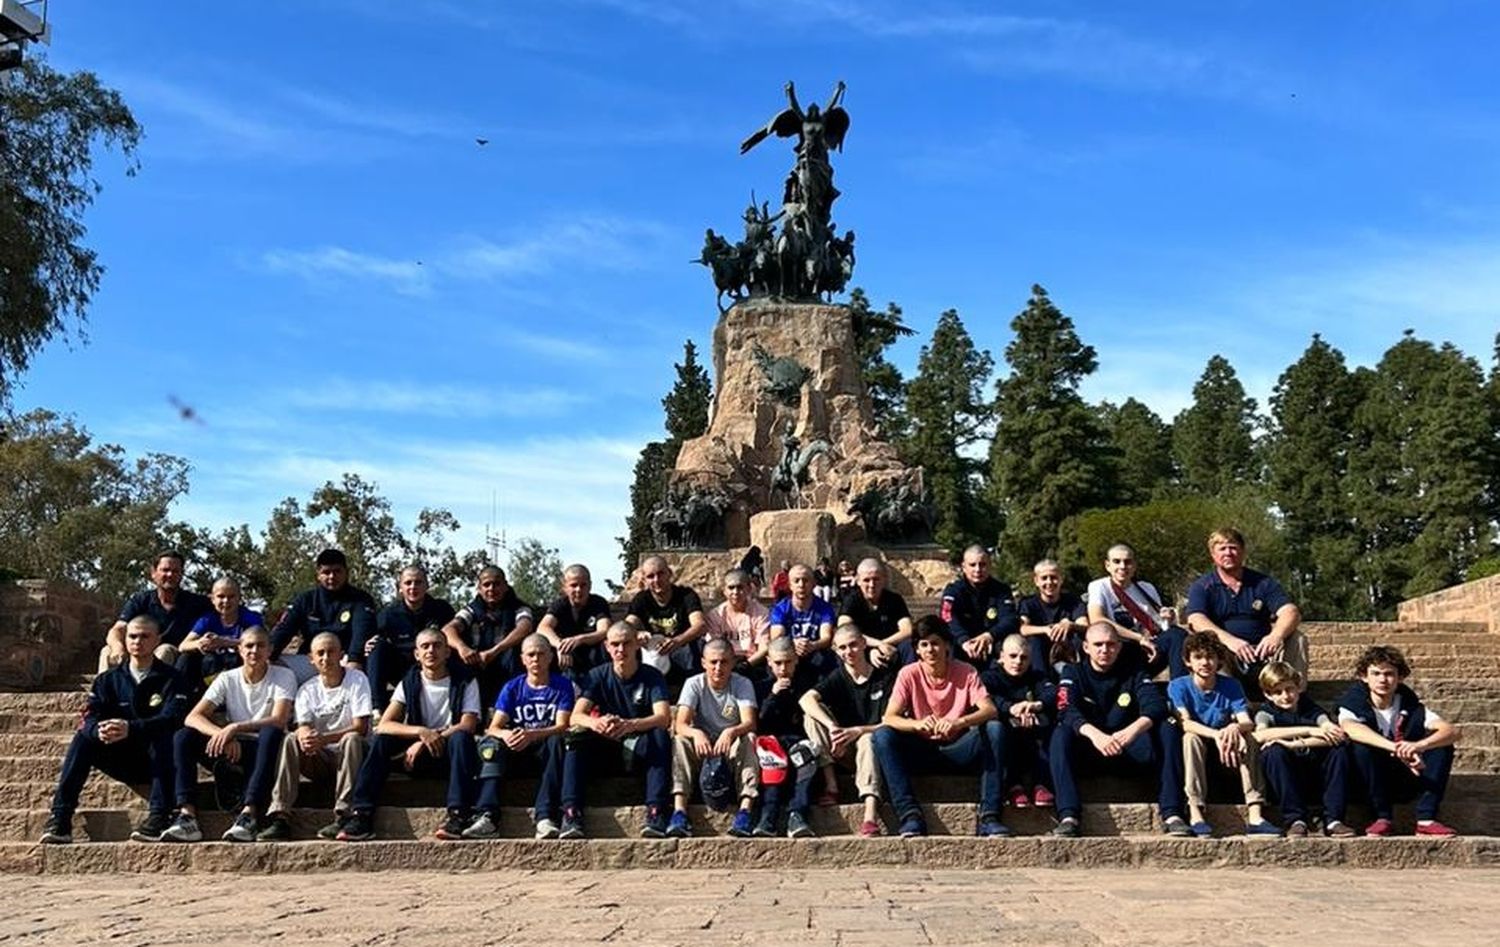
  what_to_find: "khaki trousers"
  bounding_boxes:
[1183,732,1265,808]
[269,731,367,816]
[804,717,882,801]
[671,733,759,799]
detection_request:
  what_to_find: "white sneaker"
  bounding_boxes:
[160,813,203,843]
[534,818,559,840]
[462,812,499,840]
[222,812,258,843]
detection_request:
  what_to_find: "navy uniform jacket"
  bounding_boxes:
[269,585,377,658]
[980,666,1058,725]
[940,576,1020,652]
[83,659,190,741]
[1337,682,1432,740]
[366,596,457,653]
[118,588,213,648]
[1056,661,1167,734]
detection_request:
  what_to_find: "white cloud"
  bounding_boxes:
[279,379,589,418]
[261,246,431,296]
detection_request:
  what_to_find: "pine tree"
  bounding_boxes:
[989,285,1109,575]
[902,309,994,553]
[1095,397,1174,507]
[1266,335,1364,618]
[1172,355,1260,496]
[619,340,712,576]
[1346,332,1498,616]
[847,287,912,441]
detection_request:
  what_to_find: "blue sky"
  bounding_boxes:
[15,1,1500,582]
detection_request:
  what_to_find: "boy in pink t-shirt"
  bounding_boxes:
[872,616,1007,838]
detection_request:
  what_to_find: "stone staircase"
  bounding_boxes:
[2,620,1499,874]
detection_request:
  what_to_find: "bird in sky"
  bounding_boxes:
[167,395,205,425]
[475,137,490,146]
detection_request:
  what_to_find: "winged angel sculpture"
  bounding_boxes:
[697,82,857,305]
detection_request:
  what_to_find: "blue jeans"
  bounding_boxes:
[1049,718,1185,821]
[561,728,670,811]
[173,727,285,812]
[1261,742,1349,823]
[1350,742,1453,821]
[352,731,479,814]
[1003,721,1053,791]
[475,733,564,821]
[871,720,1005,821]
[52,728,175,819]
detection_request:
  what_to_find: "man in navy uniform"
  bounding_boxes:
[42,616,190,844]
[270,548,376,683]
[443,564,536,709]
[98,550,211,673]
[1185,527,1305,693]
[940,545,1020,668]
[358,565,456,712]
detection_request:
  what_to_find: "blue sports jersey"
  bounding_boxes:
[495,671,575,729]
[768,596,837,641]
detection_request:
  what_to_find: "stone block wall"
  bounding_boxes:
[0,581,115,690]
[1398,574,1500,632]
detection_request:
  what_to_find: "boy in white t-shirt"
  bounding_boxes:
[259,632,372,840]
[161,627,296,842]
[340,629,481,841]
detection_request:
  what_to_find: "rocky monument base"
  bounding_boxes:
[634,299,952,599]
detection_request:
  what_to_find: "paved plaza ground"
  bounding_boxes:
[1,866,1498,945]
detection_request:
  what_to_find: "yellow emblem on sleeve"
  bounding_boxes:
[148,693,163,707]
[986,608,998,621]
[340,610,352,623]
[1252,599,1263,611]
[1117,693,1132,707]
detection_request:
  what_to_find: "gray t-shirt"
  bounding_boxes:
[676,672,756,741]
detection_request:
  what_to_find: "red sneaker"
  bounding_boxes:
[1032,786,1055,808]
[1415,820,1459,837]
[1364,818,1394,837]
[858,820,882,838]
[1007,786,1030,809]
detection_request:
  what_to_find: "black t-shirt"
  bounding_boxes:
[626,586,703,640]
[813,663,895,727]
[375,596,457,651]
[119,588,213,648]
[546,594,613,639]
[1017,592,1086,627]
[838,588,911,640]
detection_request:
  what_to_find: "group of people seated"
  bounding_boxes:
[38,528,1461,845]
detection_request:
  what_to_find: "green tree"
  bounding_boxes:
[1172,355,1260,496]
[0,59,141,404]
[1266,335,1365,618]
[0,409,193,598]
[1346,333,1498,615]
[847,287,913,441]
[619,340,712,576]
[306,474,406,595]
[989,285,1109,575]
[1096,398,1175,506]
[508,537,563,607]
[407,507,488,602]
[902,308,995,553]
[1059,493,1286,603]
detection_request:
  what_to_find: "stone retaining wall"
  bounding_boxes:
[0,581,114,689]
[1399,575,1500,632]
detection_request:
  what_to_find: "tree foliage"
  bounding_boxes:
[847,287,912,442]
[989,285,1109,575]
[1096,398,1175,506]
[0,59,142,404]
[508,537,563,607]
[1059,492,1286,603]
[0,409,193,599]
[619,340,712,576]
[1267,335,1365,618]
[902,309,994,553]
[1172,355,1260,496]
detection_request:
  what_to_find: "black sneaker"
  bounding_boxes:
[435,809,468,840]
[317,815,347,840]
[641,805,669,839]
[39,816,72,845]
[337,813,375,842]
[130,811,172,843]
[256,814,292,842]
[558,808,585,840]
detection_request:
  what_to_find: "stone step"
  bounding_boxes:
[10,800,1500,844]
[4,834,1496,875]
[1304,623,1494,638]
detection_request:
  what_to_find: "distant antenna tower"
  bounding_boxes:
[483,491,507,562]
[0,1,50,72]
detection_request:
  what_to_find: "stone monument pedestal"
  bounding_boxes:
[749,510,835,575]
